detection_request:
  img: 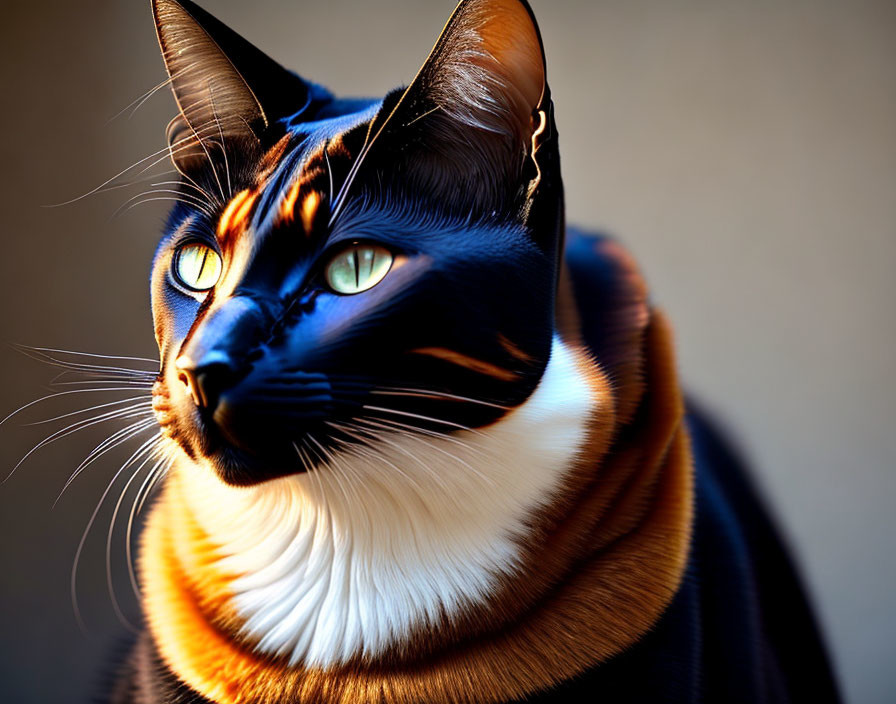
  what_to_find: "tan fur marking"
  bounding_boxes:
[409,347,519,382]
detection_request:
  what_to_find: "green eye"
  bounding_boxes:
[325,244,394,295]
[174,243,222,291]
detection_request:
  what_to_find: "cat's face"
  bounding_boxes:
[149,0,563,486]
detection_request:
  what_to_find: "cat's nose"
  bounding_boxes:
[175,352,237,411]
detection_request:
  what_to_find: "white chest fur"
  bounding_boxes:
[176,337,595,669]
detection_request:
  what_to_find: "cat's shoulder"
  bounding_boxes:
[561,227,651,422]
[561,227,650,340]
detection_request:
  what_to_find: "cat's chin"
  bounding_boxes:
[173,420,312,487]
[202,443,308,487]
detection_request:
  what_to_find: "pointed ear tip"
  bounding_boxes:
[473,0,546,63]
[470,0,547,99]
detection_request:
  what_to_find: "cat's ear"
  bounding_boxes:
[368,0,549,210]
[152,0,322,174]
[408,0,546,140]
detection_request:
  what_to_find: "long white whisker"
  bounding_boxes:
[325,420,431,496]
[105,75,173,124]
[135,460,169,518]
[126,454,171,598]
[209,91,233,199]
[361,405,485,436]
[25,396,151,426]
[54,417,158,504]
[0,387,153,428]
[370,386,509,410]
[47,120,231,209]
[106,438,162,629]
[70,430,160,635]
[354,415,487,458]
[15,346,158,375]
[22,347,158,364]
[6,405,154,483]
[115,188,215,217]
[113,196,212,218]
[49,379,155,388]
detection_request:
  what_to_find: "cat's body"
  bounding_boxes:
[101,1,839,702]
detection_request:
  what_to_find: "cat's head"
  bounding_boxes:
[149,0,564,486]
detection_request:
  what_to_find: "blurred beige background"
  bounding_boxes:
[0,1,893,702]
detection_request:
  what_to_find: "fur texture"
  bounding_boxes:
[170,337,595,668]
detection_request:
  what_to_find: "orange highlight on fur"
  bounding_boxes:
[217,189,257,238]
[497,334,534,364]
[280,181,302,224]
[301,192,320,234]
[410,347,519,382]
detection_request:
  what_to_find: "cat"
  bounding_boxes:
[103,0,842,702]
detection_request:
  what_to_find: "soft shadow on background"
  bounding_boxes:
[0,1,893,702]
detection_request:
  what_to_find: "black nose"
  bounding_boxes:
[175,352,237,411]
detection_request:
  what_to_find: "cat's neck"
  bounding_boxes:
[140,314,694,704]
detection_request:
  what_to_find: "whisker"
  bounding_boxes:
[151,179,217,205]
[14,345,158,374]
[0,387,153,428]
[50,380,155,391]
[325,420,433,496]
[114,188,215,218]
[113,196,211,219]
[6,405,154,483]
[370,386,509,411]
[208,91,233,199]
[354,415,487,460]
[135,455,170,517]
[126,454,170,599]
[362,404,485,436]
[46,121,231,209]
[24,396,152,426]
[334,420,452,493]
[308,434,352,504]
[54,416,158,504]
[105,75,173,124]
[48,369,155,386]
[106,439,163,629]
[70,431,161,635]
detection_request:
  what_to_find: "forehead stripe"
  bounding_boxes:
[232,192,258,229]
[217,189,254,238]
[280,181,302,225]
[301,192,320,235]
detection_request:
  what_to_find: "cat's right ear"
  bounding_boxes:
[152,0,325,176]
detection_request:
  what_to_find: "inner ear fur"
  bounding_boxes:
[412,0,546,140]
[152,0,324,178]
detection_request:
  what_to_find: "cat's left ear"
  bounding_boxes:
[152,0,327,175]
[368,0,551,218]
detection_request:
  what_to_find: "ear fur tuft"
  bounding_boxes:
[417,0,546,140]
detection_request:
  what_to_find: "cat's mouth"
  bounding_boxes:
[156,372,350,486]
